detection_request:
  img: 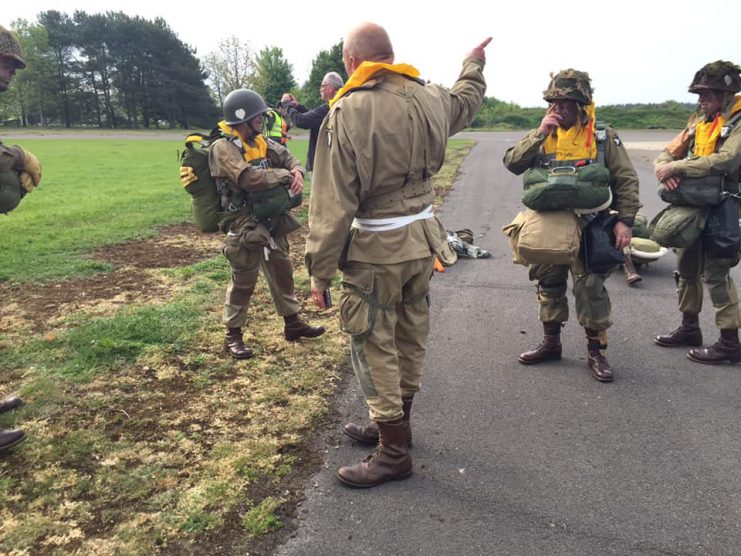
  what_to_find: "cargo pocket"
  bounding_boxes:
[339,266,376,338]
[222,231,242,265]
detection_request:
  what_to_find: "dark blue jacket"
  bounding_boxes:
[286,103,329,171]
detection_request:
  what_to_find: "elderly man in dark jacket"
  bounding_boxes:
[280,72,344,172]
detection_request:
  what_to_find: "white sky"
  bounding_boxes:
[5,0,740,107]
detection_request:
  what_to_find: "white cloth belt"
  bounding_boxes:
[351,205,434,232]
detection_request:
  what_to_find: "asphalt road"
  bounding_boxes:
[277,131,740,556]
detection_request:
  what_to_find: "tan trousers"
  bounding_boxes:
[339,256,434,422]
[222,231,300,329]
[676,237,741,329]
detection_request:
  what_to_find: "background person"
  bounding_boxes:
[305,22,489,488]
[654,60,741,364]
[0,25,42,216]
[280,71,344,173]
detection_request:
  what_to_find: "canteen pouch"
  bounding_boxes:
[702,196,741,258]
[658,175,730,207]
[580,212,624,273]
[517,209,580,265]
[649,205,709,248]
[522,164,611,211]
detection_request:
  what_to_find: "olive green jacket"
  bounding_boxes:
[503,126,640,226]
[654,95,741,183]
[305,57,487,289]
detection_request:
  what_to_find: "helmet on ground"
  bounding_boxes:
[543,69,593,105]
[688,60,741,94]
[0,26,26,69]
[223,89,270,126]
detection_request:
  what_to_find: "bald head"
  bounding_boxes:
[343,22,394,74]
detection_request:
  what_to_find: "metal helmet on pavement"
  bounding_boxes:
[543,69,593,105]
[222,89,270,126]
[688,60,741,94]
[0,26,26,69]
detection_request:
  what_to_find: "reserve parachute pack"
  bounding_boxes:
[521,121,611,213]
[179,130,302,233]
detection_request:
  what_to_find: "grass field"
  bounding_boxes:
[0,133,474,554]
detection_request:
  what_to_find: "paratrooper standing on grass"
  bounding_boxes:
[0,24,42,453]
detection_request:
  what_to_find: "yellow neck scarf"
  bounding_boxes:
[330,61,420,107]
[218,120,268,162]
[693,95,741,157]
[542,103,598,161]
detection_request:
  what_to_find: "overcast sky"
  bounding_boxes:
[5,0,740,107]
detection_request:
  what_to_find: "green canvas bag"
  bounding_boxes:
[649,205,709,248]
[657,175,735,207]
[0,170,22,214]
[180,133,223,233]
[249,185,302,220]
[522,163,611,212]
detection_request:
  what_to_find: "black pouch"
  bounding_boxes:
[702,196,741,258]
[580,212,624,273]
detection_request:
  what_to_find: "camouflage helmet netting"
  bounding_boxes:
[0,26,26,69]
[688,60,741,94]
[543,69,593,105]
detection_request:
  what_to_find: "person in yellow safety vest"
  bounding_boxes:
[265,106,290,146]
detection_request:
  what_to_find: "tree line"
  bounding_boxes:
[1,12,695,130]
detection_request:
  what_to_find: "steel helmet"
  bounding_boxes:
[688,60,741,94]
[223,89,270,125]
[543,69,593,105]
[0,26,26,69]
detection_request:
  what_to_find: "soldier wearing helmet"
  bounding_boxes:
[503,69,640,383]
[208,88,324,359]
[1,25,41,216]
[654,60,741,365]
[0,25,38,454]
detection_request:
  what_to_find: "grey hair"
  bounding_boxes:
[322,71,344,89]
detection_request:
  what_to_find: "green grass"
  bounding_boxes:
[0,138,310,282]
[0,134,472,554]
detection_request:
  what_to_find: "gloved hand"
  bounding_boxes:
[179,166,198,187]
[19,148,41,193]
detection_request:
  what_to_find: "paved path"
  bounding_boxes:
[277,131,740,556]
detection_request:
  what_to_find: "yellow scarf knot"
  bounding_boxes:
[330,62,420,107]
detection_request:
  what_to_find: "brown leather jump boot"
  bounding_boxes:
[0,428,26,453]
[687,328,741,364]
[0,397,23,414]
[654,312,702,347]
[337,419,412,488]
[284,314,325,341]
[518,321,562,364]
[344,395,413,447]
[585,328,613,383]
[224,328,253,359]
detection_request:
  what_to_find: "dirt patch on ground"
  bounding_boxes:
[0,224,222,337]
